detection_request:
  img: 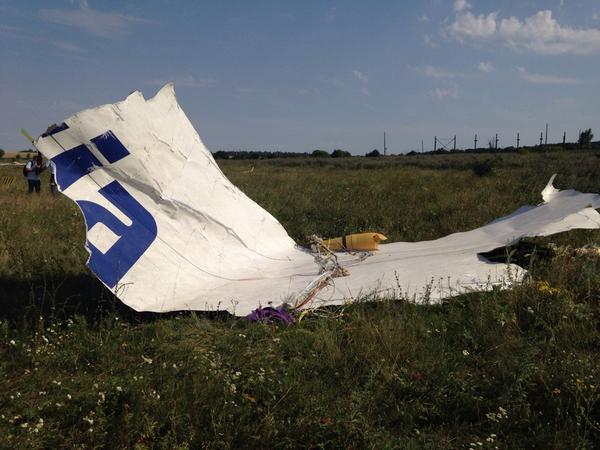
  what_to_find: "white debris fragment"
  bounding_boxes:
[35,84,600,315]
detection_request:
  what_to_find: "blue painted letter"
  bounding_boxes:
[78,181,157,288]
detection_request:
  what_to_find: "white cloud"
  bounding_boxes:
[430,85,458,100]
[418,14,430,24]
[448,9,600,55]
[146,76,217,88]
[423,34,439,48]
[517,67,582,84]
[453,0,471,13]
[352,70,368,83]
[39,1,151,37]
[412,65,469,79]
[593,13,599,21]
[477,61,494,73]
[448,11,498,39]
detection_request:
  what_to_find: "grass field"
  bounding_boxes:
[1,150,600,448]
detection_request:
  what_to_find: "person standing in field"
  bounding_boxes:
[48,160,57,196]
[24,154,45,194]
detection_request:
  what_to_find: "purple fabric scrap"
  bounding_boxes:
[246,305,296,324]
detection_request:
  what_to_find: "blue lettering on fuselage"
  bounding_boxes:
[50,129,157,288]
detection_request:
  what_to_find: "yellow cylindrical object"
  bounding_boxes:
[322,232,387,251]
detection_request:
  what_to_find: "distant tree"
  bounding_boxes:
[311,149,330,158]
[212,151,229,159]
[0,149,4,158]
[365,149,380,157]
[331,149,351,158]
[578,128,593,149]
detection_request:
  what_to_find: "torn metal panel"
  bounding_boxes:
[35,85,600,315]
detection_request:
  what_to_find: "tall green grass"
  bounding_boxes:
[1,151,599,448]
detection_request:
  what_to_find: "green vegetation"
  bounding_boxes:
[579,129,594,150]
[331,149,351,158]
[472,159,495,177]
[1,151,600,448]
[311,149,330,158]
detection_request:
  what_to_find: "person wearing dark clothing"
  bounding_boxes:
[25,155,45,194]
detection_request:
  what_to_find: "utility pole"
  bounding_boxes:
[434,136,437,152]
[383,131,387,156]
[563,131,566,146]
[545,123,548,145]
[539,132,543,146]
[474,133,478,150]
[453,135,456,151]
[421,140,424,153]
[517,132,520,149]
[495,133,499,150]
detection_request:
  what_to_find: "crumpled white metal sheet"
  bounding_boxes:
[35,85,600,315]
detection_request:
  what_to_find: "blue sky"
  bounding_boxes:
[1,0,599,153]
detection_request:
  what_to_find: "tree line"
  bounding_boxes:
[212,148,356,160]
[214,129,596,159]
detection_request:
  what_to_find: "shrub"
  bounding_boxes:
[331,149,351,158]
[472,159,494,176]
[579,128,593,149]
[311,149,330,158]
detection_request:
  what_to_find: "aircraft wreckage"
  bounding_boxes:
[34,84,600,315]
